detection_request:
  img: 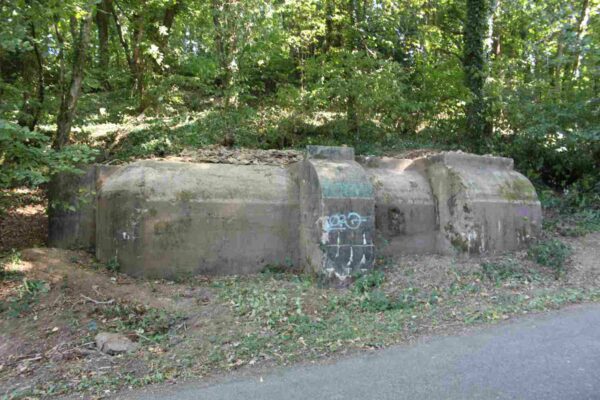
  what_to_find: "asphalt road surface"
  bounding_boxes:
[121,304,600,400]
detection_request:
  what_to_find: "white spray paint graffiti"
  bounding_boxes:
[318,211,374,279]
[119,207,148,242]
[318,212,368,233]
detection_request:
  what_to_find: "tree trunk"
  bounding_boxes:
[346,0,361,140]
[96,0,112,89]
[110,0,146,110]
[572,0,590,79]
[211,0,239,108]
[131,12,145,109]
[323,0,334,52]
[17,22,45,131]
[463,0,493,147]
[110,1,133,71]
[54,12,93,149]
[211,0,230,95]
[158,0,180,57]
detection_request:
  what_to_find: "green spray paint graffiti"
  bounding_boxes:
[320,180,373,199]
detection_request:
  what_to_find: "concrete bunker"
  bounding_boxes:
[49,146,542,280]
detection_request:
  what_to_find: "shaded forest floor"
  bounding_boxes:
[1,190,600,399]
[0,189,47,253]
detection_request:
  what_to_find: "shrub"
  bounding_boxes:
[359,289,394,312]
[353,270,385,294]
[481,259,536,284]
[0,119,97,189]
[528,239,572,279]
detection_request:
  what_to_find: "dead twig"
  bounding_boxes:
[80,294,114,305]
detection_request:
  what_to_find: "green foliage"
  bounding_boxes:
[0,249,22,281]
[480,258,538,284]
[395,287,421,310]
[0,0,597,195]
[528,239,572,278]
[353,270,386,294]
[2,278,49,317]
[106,256,120,273]
[0,119,98,189]
[539,179,600,236]
[359,289,394,312]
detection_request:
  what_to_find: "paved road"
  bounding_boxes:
[122,304,600,400]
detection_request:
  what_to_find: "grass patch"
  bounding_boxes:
[94,303,185,344]
[480,258,539,284]
[0,249,24,281]
[2,278,49,317]
[528,239,572,279]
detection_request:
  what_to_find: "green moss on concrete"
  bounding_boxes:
[176,190,194,202]
[500,178,537,202]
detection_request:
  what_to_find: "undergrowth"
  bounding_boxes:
[528,239,572,279]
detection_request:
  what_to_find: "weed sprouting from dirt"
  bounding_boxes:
[105,256,121,273]
[3,278,49,317]
[94,303,185,344]
[353,270,385,294]
[480,258,539,284]
[0,249,23,282]
[528,239,572,278]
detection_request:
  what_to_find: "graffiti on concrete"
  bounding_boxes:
[319,212,375,279]
[118,207,147,242]
[320,180,374,199]
[319,212,368,232]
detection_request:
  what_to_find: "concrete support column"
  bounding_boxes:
[298,146,376,279]
[48,165,117,250]
[48,166,98,250]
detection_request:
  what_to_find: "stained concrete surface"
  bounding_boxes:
[49,148,542,279]
[119,304,600,400]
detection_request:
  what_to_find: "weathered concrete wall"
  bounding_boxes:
[361,157,438,256]
[424,152,541,255]
[299,146,375,279]
[49,147,542,279]
[96,161,300,279]
[48,165,117,250]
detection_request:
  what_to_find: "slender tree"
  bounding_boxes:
[54,11,93,148]
[463,0,493,146]
[346,0,363,140]
[96,0,112,89]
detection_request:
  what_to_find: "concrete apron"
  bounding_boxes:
[48,146,542,280]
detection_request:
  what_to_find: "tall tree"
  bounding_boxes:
[95,0,112,89]
[463,0,494,146]
[55,10,93,149]
[345,0,365,139]
[110,0,147,110]
[16,0,45,131]
[572,0,591,79]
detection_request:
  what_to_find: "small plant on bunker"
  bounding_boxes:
[106,256,120,272]
[528,239,572,279]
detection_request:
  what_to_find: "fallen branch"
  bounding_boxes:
[135,331,155,343]
[80,294,114,305]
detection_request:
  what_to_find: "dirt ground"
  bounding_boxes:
[0,230,598,399]
[0,189,47,253]
[1,186,599,399]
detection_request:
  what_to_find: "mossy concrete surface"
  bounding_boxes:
[95,161,301,279]
[48,148,542,279]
